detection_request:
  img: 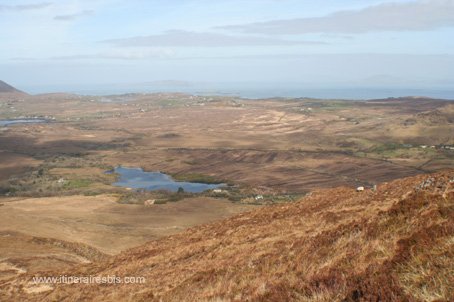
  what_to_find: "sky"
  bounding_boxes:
[1,0,454,93]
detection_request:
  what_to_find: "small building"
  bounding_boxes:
[144,199,156,206]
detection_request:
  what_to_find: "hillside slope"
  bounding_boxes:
[0,80,26,94]
[2,171,453,301]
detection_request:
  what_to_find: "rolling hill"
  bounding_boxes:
[0,80,26,94]
[1,170,453,301]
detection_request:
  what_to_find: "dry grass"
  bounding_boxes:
[397,235,454,301]
[1,171,453,301]
[1,95,453,196]
[1,95,453,301]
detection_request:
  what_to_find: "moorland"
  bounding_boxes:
[0,82,453,301]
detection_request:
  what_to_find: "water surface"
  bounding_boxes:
[22,84,454,100]
[111,167,225,193]
[0,119,47,126]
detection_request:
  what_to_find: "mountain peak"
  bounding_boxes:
[0,80,26,94]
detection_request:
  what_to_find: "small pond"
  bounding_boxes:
[0,119,47,126]
[110,167,225,193]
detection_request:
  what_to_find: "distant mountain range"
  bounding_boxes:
[0,80,26,94]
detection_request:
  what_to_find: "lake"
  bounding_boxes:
[0,119,47,127]
[111,167,225,193]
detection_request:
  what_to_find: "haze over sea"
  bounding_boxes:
[23,83,454,100]
[3,1,454,101]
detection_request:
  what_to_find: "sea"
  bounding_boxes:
[23,84,454,100]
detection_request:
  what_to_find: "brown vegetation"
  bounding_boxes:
[1,171,453,301]
[1,94,453,196]
[1,93,453,301]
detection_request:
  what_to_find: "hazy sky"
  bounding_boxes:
[1,0,454,91]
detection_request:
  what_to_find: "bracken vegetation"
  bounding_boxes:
[1,171,453,301]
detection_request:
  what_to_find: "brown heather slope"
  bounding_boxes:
[2,171,454,301]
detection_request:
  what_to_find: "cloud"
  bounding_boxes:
[18,52,453,63]
[102,30,326,47]
[0,2,52,11]
[54,10,93,21]
[49,49,176,60]
[218,0,454,34]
